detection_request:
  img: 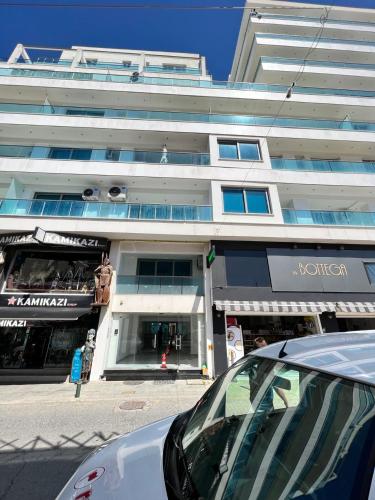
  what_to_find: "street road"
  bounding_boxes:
[0,380,208,500]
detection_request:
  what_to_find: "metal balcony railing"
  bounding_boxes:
[0,198,213,222]
[283,209,375,227]
[116,275,204,295]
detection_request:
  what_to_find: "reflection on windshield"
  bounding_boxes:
[179,356,375,500]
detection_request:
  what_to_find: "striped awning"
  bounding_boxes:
[214,301,336,314]
[336,302,375,314]
[214,300,375,315]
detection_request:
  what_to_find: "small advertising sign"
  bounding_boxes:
[70,348,83,383]
[226,320,244,367]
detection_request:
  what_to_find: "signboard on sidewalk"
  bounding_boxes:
[226,321,244,367]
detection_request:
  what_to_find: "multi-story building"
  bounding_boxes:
[211,0,375,374]
[1,0,375,382]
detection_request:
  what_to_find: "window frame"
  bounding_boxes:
[222,187,272,215]
[218,140,262,162]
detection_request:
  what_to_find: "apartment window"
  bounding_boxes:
[162,64,187,71]
[222,188,270,214]
[34,193,82,201]
[123,61,132,67]
[365,263,375,284]
[105,149,121,161]
[49,148,92,160]
[85,59,98,66]
[218,140,261,161]
[65,109,105,117]
[137,259,192,277]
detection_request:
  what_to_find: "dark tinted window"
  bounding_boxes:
[157,260,173,276]
[49,148,71,159]
[174,261,192,276]
[138,260,155,276]
[225,249,271,286]
[71,149,92,160]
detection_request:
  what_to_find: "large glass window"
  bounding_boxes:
[223,188,270,214]
[5,250,98,292]
[219,140,261,161]
[172,356,375,500]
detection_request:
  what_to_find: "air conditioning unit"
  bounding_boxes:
[82,187,100,201]
[107,186,128,202]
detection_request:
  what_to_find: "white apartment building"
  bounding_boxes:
[0,0,375,382]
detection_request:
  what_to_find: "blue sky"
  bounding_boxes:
[0,0,374,80]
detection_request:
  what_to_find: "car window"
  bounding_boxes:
[179,356,375,500]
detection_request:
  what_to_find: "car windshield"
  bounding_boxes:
[178,355,375,500]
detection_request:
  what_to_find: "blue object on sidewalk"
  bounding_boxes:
[70,348,82,383]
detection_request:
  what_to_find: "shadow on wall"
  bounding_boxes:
[0,431,119,500]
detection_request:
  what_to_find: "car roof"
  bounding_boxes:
[251,331,375,385]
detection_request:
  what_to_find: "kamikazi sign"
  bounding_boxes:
[0,319,27,327]
[0,294,93,309]
[0,229,108,250]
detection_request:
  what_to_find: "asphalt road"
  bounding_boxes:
[0,380,208,500]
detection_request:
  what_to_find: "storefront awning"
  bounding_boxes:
[336,302,375,314]
[214,301,337,314]
[214,300,375,315]
[0,307,92,321]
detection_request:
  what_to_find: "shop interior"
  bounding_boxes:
[231,314,318,355]
[337,317,375,332]
[0,312,99,370]
[3,249,99,293]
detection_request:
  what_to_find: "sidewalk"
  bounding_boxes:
[0,378,212,405]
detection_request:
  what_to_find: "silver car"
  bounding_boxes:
[57,331,375,500]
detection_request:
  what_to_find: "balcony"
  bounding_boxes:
[3,66,375,99]
[272,158,375,174]
[1,102,375,132]
[283,209,375,227]
[0,198,212,222]
[116,275,204,295]
[0,145,210,166]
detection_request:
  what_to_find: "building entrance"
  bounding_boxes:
[108,313,206,371]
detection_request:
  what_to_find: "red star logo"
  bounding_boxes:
[7,296,17,306]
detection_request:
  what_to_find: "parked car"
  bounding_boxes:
[57,331,375,500]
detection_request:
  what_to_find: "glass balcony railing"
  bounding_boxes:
[262,56,375,72]
[117,275,204,295]
[4,66,375,98]
[257,32,375,48]
[283,209,375,227]
[272,158,375,174]
[0,199,212,222]
[0,145,210,166]
[260,13,375,29]
[1,102,374,132]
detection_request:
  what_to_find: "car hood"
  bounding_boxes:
[57,415,176,500]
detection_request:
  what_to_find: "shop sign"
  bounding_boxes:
[0,229,108,250]
[0,319,27,327]
[267,248,375,292]
[0,294,93,309]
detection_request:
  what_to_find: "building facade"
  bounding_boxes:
[1,0,375,381]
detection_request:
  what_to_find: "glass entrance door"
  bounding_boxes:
[110,314,205,370]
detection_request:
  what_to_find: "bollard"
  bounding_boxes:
[75,381,82,398]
